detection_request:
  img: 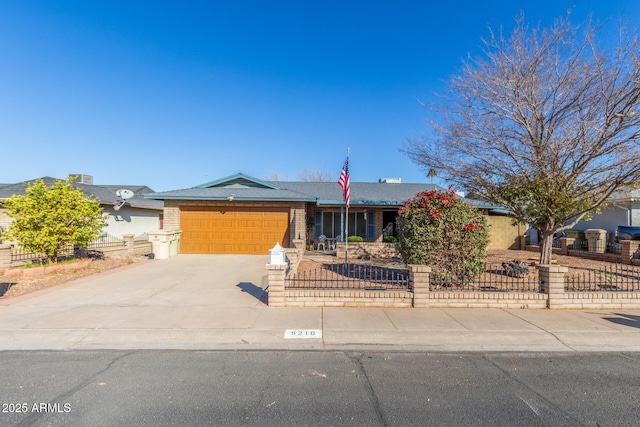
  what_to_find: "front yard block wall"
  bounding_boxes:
[282,290,413,308]
[163,200,302,248]
[555,238,640,266]
[267,260,640,309]
[561,291,640,309]
[425,292,548,309]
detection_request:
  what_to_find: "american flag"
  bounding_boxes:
[338,157,350,208]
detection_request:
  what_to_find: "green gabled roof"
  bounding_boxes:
[194,173,281,190]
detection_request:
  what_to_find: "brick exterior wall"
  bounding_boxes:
[426,292,548,309]
[486,214,523,250]
[562,292,640,309]
[290,202,306,248]
[283,290,413,307]
[163,200,181,231]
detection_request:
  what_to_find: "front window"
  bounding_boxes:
[314,210,374,240]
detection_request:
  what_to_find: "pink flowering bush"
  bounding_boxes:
[396,189,490,280]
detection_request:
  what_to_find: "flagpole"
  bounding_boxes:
[344,148,349,265]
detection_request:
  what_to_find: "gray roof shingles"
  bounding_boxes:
[144,173,509,213]
[0,177,163,211]
[146,186,317,202]
[276,181,443,206]
[145,174,445,207]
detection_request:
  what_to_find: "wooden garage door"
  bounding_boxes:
[180,206,290,254]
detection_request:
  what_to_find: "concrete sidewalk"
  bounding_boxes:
[1,255,640,352]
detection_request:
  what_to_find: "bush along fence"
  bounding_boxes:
[0,234,152,270]
[265,250,640,309]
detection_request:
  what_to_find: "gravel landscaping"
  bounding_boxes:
[0,256,145,299]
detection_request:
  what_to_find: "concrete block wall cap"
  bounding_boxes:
[265,263,287,270]
[537,265,569,272]
[408,264,432,272]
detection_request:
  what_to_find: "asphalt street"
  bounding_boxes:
[1,350,639,427]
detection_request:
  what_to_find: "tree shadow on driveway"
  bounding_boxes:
[237,282,268,304]
[0,282,16,297]
[602,313,640,329]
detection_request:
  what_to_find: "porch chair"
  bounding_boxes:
[317,234,327,251]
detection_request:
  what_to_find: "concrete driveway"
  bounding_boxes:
[2,255,640,351]
[0,255,307,350]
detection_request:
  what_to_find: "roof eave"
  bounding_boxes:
[144,195,314,202]
[314,200,405,207]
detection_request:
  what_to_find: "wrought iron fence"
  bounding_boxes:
[10,245,74,263]
[286,263,411,290]
[9,234,124,262]
[565,264,640,291]
[10,246,45,262]
[429,263,541,292]
[86,234,125,249]
[570,239,622,255]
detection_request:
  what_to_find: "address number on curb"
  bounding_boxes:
[284,329,322,339]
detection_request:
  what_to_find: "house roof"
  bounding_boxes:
[0,177,164,211]
[276,181,445,206]
[608,187,640,203]
[145,173,316,202]
[145,173,511,214]
[146,172,451,207]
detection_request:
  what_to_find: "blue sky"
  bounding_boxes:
[1,1,638,191]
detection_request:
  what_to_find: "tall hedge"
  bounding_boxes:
[396,189,490,281]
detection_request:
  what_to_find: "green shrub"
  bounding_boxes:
[396,189,489,281]
[383,236,398,243]
[3,178,106,264]
[347,235,364,242]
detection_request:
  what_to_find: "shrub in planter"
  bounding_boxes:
[396,189,489,281]
[347,235,364,242]
[383,236,398,243]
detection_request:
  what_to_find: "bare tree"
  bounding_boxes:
[297,168,334,182]
[263,171,280,181]
[403,13,640,264]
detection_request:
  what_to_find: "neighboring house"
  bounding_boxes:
[572,187,640,242]
[145,173,519,255]
[0,175,164,241]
